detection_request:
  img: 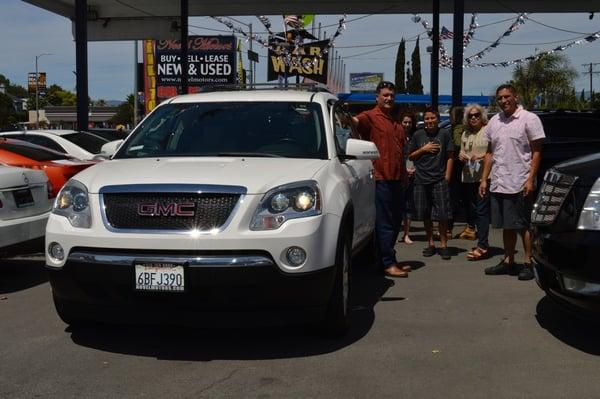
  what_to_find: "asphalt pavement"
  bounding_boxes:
[2,223,600,398]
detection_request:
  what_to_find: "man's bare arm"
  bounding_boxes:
[524,139,543,196]
[445,152,454,182]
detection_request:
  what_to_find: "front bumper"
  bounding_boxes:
[47,249,336,326]
[533,229,600,316]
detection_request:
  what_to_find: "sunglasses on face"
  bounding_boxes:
[468,113,481,119]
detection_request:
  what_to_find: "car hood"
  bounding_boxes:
[554,152,600,185]
[0,165,47,188]
[76,157,329,194]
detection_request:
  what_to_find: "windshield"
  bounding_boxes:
[115,102,327,159]
[62,132,108,154]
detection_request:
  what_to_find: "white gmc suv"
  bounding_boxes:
[45,88,379,335]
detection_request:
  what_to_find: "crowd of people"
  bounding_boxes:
[348,81,545,281]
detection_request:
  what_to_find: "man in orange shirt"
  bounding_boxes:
[349,81,411,278]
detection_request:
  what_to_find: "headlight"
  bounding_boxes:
[53,179,92,228]
[578,177,600,230]
[250,181,321,230]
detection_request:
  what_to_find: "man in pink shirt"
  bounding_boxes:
[479,84,545,280]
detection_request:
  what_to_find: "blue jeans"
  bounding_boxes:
[375,180,405,268]
[465,182,490,250]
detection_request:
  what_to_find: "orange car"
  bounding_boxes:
[0,138,97,197]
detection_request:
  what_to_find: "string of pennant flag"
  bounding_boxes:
[411,13,600,69]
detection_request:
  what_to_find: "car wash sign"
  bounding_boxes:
[155,36,236,90]
[267,39,329,84]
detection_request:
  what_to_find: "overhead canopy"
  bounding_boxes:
[23,0,600,40]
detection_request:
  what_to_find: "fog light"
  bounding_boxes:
[49,242,64,261]
[562,275,600,296]
[286,246,307,266]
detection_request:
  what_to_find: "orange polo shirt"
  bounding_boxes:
[356,106,405,181]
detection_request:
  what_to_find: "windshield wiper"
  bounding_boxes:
[217,152,282,158]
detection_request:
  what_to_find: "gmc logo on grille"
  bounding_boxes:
[137,202,195,217]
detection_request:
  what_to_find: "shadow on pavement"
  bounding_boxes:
[67,261,394,361]
[535,296,600,355]
[0,257,48,294]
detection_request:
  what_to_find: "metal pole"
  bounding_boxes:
[318,23,322,40]
[452,0,465,106]
[133,40,139,126]
[75,0,89,131]
[342,63,346,92]
[180,0,189,94]
[35,56,39,129]
[590,63,593,99]
[249,23,254,87]
[431,0,440,109]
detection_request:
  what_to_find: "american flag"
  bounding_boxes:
[283,15,302,29]
[440,26,454,40]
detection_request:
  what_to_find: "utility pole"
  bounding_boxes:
[582,62,600,104]
[35,53,52,129]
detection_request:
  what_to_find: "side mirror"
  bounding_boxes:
[100,139,124,158]
[345,139,379,160]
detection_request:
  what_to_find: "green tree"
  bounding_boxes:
[0,74,28,98]
[394,38,406,94]
[0,92,15,128]
[110,94,134,126]
[509,53,578,109]
[592,92,600,109]
[407,37,423,94]
[94,99,107,106]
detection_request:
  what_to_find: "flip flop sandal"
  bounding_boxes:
[422,245,436,257]
[467,247,489,261]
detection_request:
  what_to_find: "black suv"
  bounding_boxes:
[532,152,600,317]
[536,110,600,180]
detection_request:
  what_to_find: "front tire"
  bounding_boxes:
[322,230,352,337]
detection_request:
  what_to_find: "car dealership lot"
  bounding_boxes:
[3,225,600,399]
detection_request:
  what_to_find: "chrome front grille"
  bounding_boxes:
[532,170,577,225]
[99,184,246,233]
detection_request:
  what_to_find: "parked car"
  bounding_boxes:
[85,128,128,142]
[532,152,600,319]
[0,130,109,160]
[0,165,52,255]
[0,138,97,197]
[536,110,600,181]
[45,88,380,334]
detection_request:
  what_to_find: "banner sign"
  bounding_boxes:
[349,73,384,92]
[28,72,46,95]
[155,35,236,98]
[143,40,157,114]
[267,39,329,84]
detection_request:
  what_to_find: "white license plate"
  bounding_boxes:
[135,262,185,292]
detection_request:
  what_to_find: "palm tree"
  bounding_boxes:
[510,53,577,109]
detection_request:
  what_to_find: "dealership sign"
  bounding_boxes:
[267,40,329,84]
[28,72,47,95]
[155,36,236,97]
[349,73,384,92]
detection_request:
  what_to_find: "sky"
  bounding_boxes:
[1,0,600,101]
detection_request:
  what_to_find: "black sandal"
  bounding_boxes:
[423,245,436,257]
[439,247,451,260]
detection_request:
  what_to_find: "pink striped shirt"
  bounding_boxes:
[485,106,545,194]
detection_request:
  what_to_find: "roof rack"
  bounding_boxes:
[194,83,331,93]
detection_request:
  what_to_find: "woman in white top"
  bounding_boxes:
[459,103,491,260]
